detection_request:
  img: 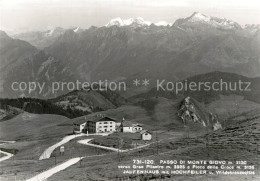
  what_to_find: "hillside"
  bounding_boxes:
[2,50,75,98]
[50,88,127,113]
[0,98,87,119]
[132,71,260,119]
[0,106,23,121]
[0,31,38,97]
[0,87,127,120]
[133,71,260,103]
[12,27,71,49]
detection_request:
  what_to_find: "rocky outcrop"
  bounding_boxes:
[178,97,207,127]
[178,96,222,130]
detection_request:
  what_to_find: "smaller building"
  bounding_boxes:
[140,130,152,141]
[120,120,143,133]
[73,122,87,134]
[120,121,134,133]
[132,124,143,132]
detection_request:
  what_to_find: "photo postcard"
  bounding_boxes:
[0,0,259,180]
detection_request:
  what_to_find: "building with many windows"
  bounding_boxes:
[73,115,118,133]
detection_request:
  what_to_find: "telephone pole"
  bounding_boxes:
[118,138,121,162]
[156,131,159,155]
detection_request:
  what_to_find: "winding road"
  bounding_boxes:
[26,157,84,181]
[39,132,111,160]
[77,138,153,152]
[0,150,14,162]
[0,140,15,162]
[26,154,105,181]
[39,134,86,160]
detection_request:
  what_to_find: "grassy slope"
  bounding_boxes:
[47,111,260,181]
[0,102,259,180]
[0,113,71,141]
[0,113,74,180]
[206,95,260,120]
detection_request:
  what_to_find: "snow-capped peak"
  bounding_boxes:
[188,12,210,22]
[183,12,241,29]
[73,27,80,32]
[106,17,152,27]
[45,29,55,36]
[106,17,124,27]
[154,21,172,26]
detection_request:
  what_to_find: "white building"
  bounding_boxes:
[73,115,118,133]
[120,120,143,133]
[140,130,152,140]
[132,124,143,132]
[120,121,133,132]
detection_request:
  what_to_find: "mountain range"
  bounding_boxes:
[0,12,259,98]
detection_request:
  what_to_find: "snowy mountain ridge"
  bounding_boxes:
[179,12,242,29]
[106,12,242,30]
[106,17,172,27]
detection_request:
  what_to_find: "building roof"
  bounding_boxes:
[140,130,151,134]
[132,123,142,127]
[121,121,133,127]
[74,115,118,124]
[90,116,117,123]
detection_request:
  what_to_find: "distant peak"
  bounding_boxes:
[188,12,210,22]
[73,27,82,33]
[106,17,173,27]
[175,12,241,30]
[106,17,151,27]
[190,12,205,17]
[154,21,172,26]
[45,27,65,36]
[0,30,11,39]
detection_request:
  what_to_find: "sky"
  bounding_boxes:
[0,0,260,34]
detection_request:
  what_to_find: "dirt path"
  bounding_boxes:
[39,134,87,160]
[77,138,152,152]
[0,150,14,162]
[39,133,111,160]
[0,140,16,162]
[26,157,84,181]
[26,154,105,181]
